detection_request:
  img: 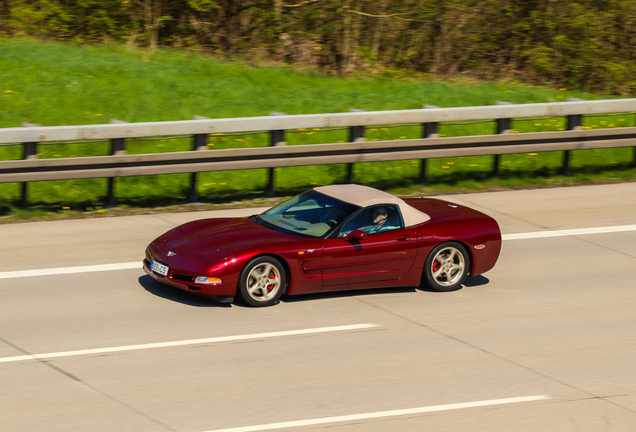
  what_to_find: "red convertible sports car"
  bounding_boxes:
[144,184,501,307]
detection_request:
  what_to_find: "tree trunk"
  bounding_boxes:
[341,0,353,73]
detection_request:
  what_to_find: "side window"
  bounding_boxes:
[339,204,404,236]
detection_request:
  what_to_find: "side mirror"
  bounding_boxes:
[344,229,367,241]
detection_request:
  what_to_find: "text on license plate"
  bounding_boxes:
[151,260,169,277]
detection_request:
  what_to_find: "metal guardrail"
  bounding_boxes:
[1,99,635,207]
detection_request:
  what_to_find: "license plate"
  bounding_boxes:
[150,260,169,277]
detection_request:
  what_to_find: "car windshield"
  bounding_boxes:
[256,190,359,238]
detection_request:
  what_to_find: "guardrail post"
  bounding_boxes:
[106,119,127,207]
[420,104,439,184]
[188,115,210,202]
[347,108,366,183]
[20,122,39,209]
[493,101,513,177]
[268,111,287,197]
[563,98,584,175]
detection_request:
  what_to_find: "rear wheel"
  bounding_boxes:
[423,242,469,292]
[238,256,286,307]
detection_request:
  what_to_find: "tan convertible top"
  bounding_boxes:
[314,184,430,227]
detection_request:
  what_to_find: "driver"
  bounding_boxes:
[319,207,337,224]
[366,206,389,233]
[317,198,342,225]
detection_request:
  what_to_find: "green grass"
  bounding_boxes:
[1,39,635,221]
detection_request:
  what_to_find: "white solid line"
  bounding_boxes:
[1,224,634,281]
[0,324,378,364]
[201,395,551,432]
[502,224,636,240]
[0,262,140,279]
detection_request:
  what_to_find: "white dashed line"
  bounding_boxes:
[201,395,551,432]
[0,262,140,279]
[0,324,378,364]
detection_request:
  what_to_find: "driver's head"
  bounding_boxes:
[372,206,388,223]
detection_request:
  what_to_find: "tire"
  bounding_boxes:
[423,242,469,292]
[237,256,286,307]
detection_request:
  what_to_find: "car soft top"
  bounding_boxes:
[313,184,430,227]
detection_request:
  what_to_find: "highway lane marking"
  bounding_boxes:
[0,324,378,364]
[0,262,140,279]
[502,224,636,240]
[201,395,551,432]
[1,224,635,280]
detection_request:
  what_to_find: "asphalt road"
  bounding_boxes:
[1,183,635,432]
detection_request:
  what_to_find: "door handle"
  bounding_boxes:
[396,236,410,241]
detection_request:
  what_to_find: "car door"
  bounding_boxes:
[321,204,418,289]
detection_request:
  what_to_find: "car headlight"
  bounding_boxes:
[195,277,222,285]
[161,227,182,242]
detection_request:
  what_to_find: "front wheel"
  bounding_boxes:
[423,242,469,292]
[238,256,286,307]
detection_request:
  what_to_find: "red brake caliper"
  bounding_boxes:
[433,261,438,272]
[268,273,276,290]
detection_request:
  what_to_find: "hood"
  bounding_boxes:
[164,217,300,259]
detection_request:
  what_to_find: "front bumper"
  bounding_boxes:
[142,257,237,297]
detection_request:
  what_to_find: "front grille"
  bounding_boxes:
[172,273,196,283]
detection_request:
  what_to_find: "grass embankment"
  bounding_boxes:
[1,39,635,222]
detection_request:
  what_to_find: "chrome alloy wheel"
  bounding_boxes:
[431,246,466,287]
[246,263,282,301]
